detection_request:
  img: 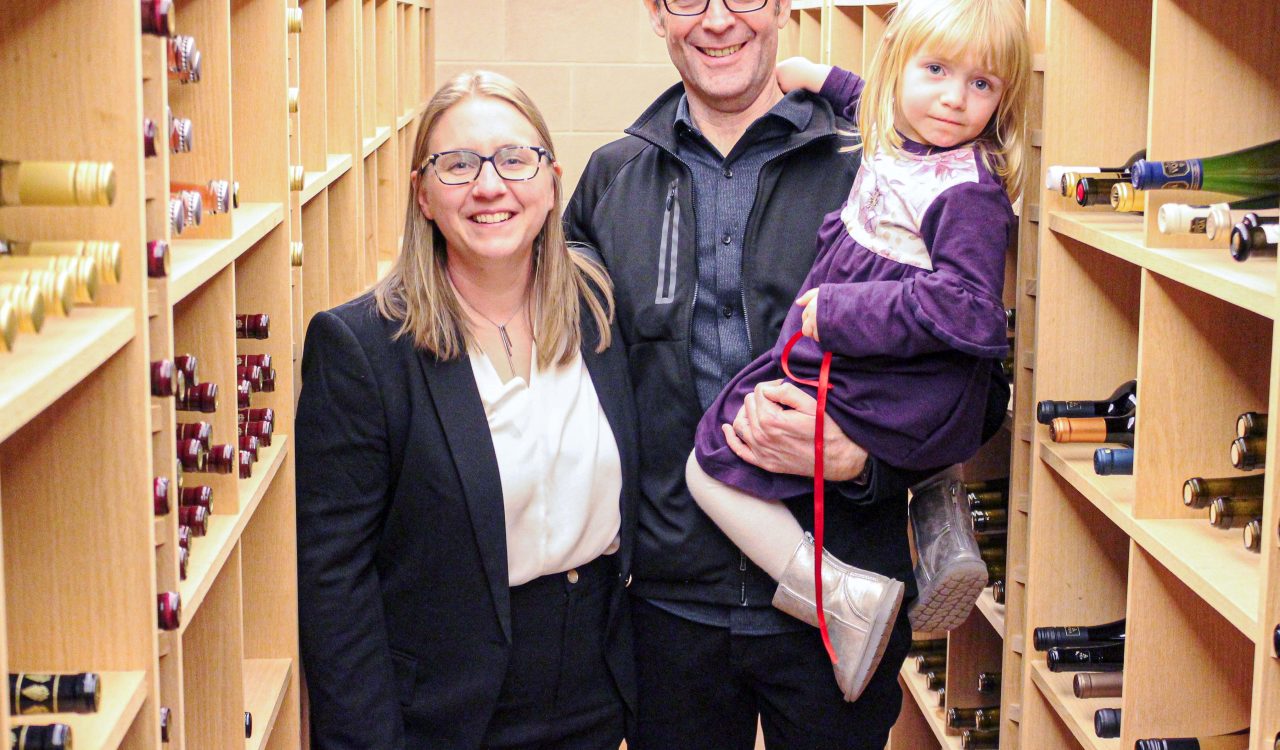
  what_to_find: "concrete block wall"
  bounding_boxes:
[433,0,680,196]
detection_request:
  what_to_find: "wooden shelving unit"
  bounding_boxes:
[0,0,432,747]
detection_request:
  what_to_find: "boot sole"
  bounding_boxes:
[907,559,989,632]
[839,578,905,702]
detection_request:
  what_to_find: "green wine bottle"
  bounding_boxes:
[1131,138,1280,195]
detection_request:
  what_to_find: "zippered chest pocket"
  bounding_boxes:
[655,179,680,305]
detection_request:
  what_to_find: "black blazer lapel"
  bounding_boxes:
[416,349,513,643]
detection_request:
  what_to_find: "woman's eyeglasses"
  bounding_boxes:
[418,146,552,185]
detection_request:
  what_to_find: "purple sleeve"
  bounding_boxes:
[816,66,864,122]
[814,181,1013,359]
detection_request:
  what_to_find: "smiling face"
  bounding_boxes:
[648,0,791,115]
[415,95,560,274]
[895,49,1004,148]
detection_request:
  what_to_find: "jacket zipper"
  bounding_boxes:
[655,180,680,304]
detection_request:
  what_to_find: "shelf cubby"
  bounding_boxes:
[181,550,244,750]
[1027,659,1118,750]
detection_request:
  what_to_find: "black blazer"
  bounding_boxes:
[296,290,639,750]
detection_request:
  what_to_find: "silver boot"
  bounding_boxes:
[907,476,989,632]
[772,534,905,702]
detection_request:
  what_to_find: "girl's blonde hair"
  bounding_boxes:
[373,70,613,367]
[857,0,1031,201]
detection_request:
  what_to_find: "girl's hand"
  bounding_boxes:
[796,287,820,341]
[776,57,832,95]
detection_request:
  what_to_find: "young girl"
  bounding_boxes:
[686,0,1030,703]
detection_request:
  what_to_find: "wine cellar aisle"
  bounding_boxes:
[0,1,432,748]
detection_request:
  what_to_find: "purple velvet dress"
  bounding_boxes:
[693,67,1014,500]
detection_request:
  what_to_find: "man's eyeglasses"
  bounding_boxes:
[418,146,552,185]
[662,0,769,16]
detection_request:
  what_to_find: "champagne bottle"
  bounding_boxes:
[1037,380,1136,424]
[1094,447,1134,476]
[1094,707,1121,739]
[0,284,45,334]
[1158,194,1280,235]
[1133,729,1249,750]
[1206,209,1278,241]
[157,591,181,630]
[236,313,270,339]
[1110,182,1146,213]
[1208,497,1262,529]
[170,180,233,214]
[961,728,999,750]
[153,476,171,515]
[1183,474,1265,508]
[1230,435,1265,471]
[1230,221,1278,261]
[1049,415,1135,446]
[915,653,946,673]
[0,160,116,207]
[1130,138,1280,195]
[140,0,176,36]
[1046,642,1124,672]
[8,724,72,750]
[1237,412,1267,439]
[0,271,74,317]
[147,240,170,279]
[1243,517,1262,552]
[925,671,945,690]
[1073,671,1123,699]
[9,672,101,715]
[0,240,121,286]
[1033,617,1125,651]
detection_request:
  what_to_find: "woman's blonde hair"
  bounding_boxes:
[373,70,613,367]
[857,0,1031,201]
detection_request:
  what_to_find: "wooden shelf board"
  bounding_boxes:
[244,658,292,750]
[171,203,286,302]
[397,108,418,131]
[302,153,354,206]
[362,125,393,159]
[1048,211,1275,319]
[1029,659,1121,750]
[975,588,1006,639]
[0,307,135,444]
[1040,442,1259,639]
[899,665,962,749]
[178,437,290,633]
[791,0,822,9]
[11,670,148,750]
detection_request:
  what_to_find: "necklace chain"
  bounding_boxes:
[456,290,526,377]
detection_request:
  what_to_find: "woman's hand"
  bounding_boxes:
[721,379,867,481]
[796,288,820,341]
[776,57,833,95]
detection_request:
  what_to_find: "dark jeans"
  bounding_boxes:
[481,555,626,750]
[628,597,911,750]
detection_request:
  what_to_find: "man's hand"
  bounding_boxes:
[795,288,820,341]
[776,57,833,95]
[722,379,867,481]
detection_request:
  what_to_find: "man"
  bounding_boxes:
[564,1,1008,747]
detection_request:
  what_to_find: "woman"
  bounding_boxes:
[296,71,637,750]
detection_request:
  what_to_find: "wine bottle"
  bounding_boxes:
[9,672,101,715]
[178,545,188,580]
[206,444,235,474]
[238,353,272,369]
[167,35,195,75]
[236,379,252,409]
[159,706,171,743]
[240,435,260,463]
[174,354,198,386]
[0,270,74,317]
[1047,642,1124,672]
[176,438,206,472]
[1,240,121,286]
[169,110,193,154]
[171,190,203,228]
[181,485,212,510]
[1230,435,1265,471]
[0,160,116,207]
[1237,412,1267,438]
[170,180,233,214]
[169,49,202,84]
[143,117,158,158]
[1158,194,1280,235]
[290,165,305,192]
[0,301,16,353]
[914,652,945,673]
[947,706,998,730]
[286,7,303,33]
[1037,380,1136,424]
[909,638,946,655]
[291,240,304,267]
[974,707,1000,731]
[990,579,1005,604]
[1231,222,1278,262]
[1130,138,1280,195]
[1133,729,1249,750]
[1049,415,1135,446]
[151,359,178,397]
[1273,623,1279,659]
[168,196,188,236]
[157,591,181,630]
[1208,497,1263,529]
[177,382,218,413]
[236,313,270,339]
[0,255,99,306]
[1183,474,1265,508]
[239,449,254,479]
[936,688,946,707]
[178,505,208,536]
[1047,149,1145,195]
[961,728,999,750]
[240,406,275,425]
[240,420,273,446]
[238,364,265,392]
[245,710,253,739]
[0,283,44,334]
[287,87,299,114]
[966,477,1010,494]
[176,525,191,550]
[1033,617,1125,651]
[979,548,1004,569]
[140,0,176,36]
[147,240,170,278]
[971,507,1007,533]
[8,724,72,750]
[977,670,1000,695]
[1094,707,1121,739]
[153,476,171,516]
[1206,209,1278,241]
[1075,175,1125,207]
[1243,517,1262,552]
[1073,671,1123,699]
[175,422,212,449]
[968,487,1008,505]
[925,671,945,690]
[1110,182,1146,213]
[1094,447,1134,476]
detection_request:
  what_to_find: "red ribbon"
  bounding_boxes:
[779,331,837,664]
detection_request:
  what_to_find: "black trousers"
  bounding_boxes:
[628,597,912,750]
[481,555,626,750]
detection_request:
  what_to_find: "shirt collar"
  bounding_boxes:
[674,90,814,139]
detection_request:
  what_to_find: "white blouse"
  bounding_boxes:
[469,343,622,587]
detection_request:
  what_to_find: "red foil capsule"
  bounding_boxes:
[153,476,171,516]
[240,419,272,447]
[141,0,176,37]
[176,421,212,450]
[176,438,206,472]
[240,407,274,425]
[261,366,276,393]
[143,117,158,158]
[237,353,272,369]
[157,591,181,630]
[151,359,176,397]
[238,450,253,479]
[235,313,270,339]
[180,485,212,510]
[178,382,218,413]
[237,364,264,392]
[178,546,188,580]
[173,354,198,387]
[236,379,252,409]
[160,706,171,742]
[206,443,235,474]
[179,505,208,536]
[239,435,260,462]
[147,240,170,279]
[177,525,191,550]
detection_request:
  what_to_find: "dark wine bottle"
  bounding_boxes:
[147,240,170,279]
[1073,671,1122,699]
[1075,176,1125,207]
[1208,497,1262,529]
[1208,209,1279,241]
[915,653,945,673]
[990,579,1005,604]
[1049,149,1146,197]
[961,728,999,749]
[1037,380,1136,424]
[153,476,171,516]
[176,422,212,450]
[1046,642,1124,672]
[157,591,181,630]
[177,382,218,414]
[181,485,212,510]
[1094,447,1134,476]
[240,420,273,447]
[236,313,270,339]
[245,711,253,739]
[179,505,208,536]
[925,671,945,690]
[1231,222,1279,262]
[974,707,1000,730]
[971,508,1007,533]
[1183,474,1266,509]
[9,672,100,715]
[1049,415,1135,446]
[1129,137,1280,195]
[206,444,235,475]
[140,0,176,36]
[1133,729,1249,750]
[160,705,171,743]
[947,706,998,730]
[1237,412,1267,438]
[1094,707,1121,739]
[1230,435,1265,471]
[8,724,72,750]
[1244,518,1263,552]
[909,638,946,656]
[936,688,946,707]
[1034,617,1124,651]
